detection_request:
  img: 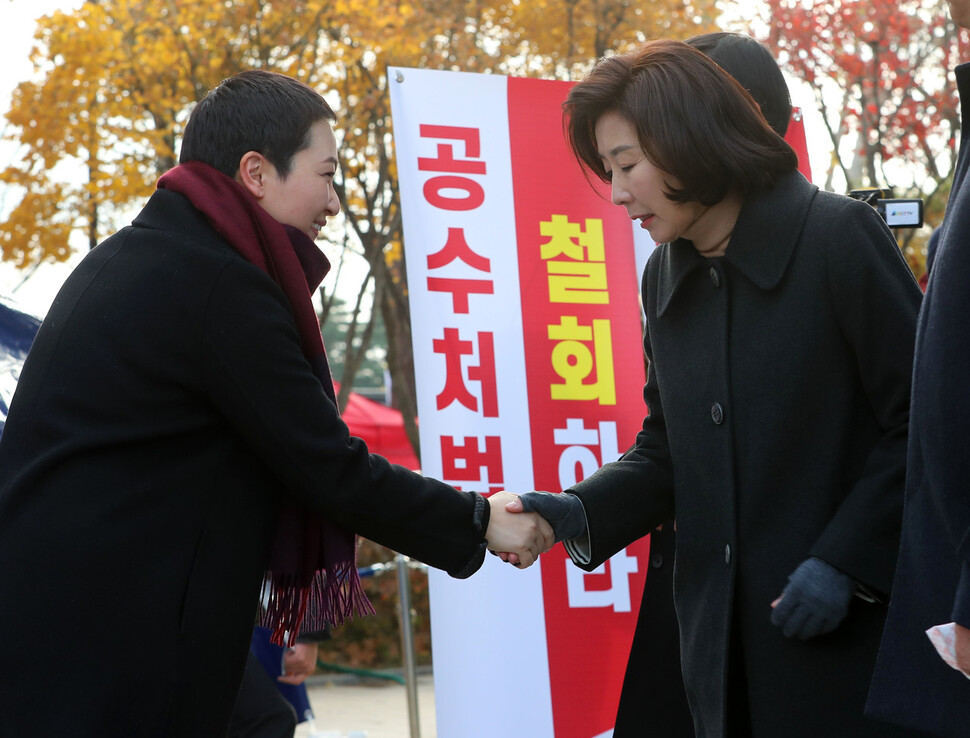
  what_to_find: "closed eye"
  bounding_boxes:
[603,163,634,181]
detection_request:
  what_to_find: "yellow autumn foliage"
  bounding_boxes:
[1,0,721,267]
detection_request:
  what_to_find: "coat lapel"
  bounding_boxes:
[655,239,704,318]
[655,171,818,317]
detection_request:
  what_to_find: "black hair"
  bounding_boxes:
[564,40,798,206]
[179,70,336,179]
[686,32,792,136]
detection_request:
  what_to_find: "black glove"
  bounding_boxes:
[517,491,587,543]
[771,557,854,640]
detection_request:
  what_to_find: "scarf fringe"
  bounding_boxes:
[260,561,376,647]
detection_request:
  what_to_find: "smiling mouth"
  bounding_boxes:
[635,214,655,228]
[310,221,325,237]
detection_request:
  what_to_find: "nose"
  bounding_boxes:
[327,186,341,216]
[611,179,630,207]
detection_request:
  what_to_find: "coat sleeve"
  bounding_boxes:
[198,259,488,578]
[567,259,677,571]
[809,201,922,595]
[918,226,970,627]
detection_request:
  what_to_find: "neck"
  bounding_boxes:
[691,193,743,258]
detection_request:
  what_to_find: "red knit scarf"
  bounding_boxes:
[158,160,373,645]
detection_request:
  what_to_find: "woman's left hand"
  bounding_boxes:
[770,557,854,640]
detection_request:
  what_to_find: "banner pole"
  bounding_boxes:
[396,553,421,737]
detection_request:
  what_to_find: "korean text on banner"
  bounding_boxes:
[389,66,648,738]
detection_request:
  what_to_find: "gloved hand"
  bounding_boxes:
[516,491,587,543]
[770,557,854,640]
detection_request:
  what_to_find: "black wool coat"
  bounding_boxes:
[569,172,924,738]
[0,190,487,738]
[866,63,970,738]
[613,522,694,737]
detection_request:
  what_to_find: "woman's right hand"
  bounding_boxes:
[484,491,554,568]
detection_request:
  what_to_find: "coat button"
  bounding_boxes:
[651,553,664,569]
[709,266,721,287]
[711,402,724,425]
[725,544,732,565]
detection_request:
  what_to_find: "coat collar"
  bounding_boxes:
[134,188,217,240]
[656,171,818,317]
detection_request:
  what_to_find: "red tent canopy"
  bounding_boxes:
[333,382,420,471]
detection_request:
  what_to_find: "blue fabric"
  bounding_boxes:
[249,626,314,724]
[0,300,41,353]
[0,299,41,424]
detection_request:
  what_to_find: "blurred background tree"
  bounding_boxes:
[0,1,720,667]
[322,295,388,400]
[762,0,970,276]
[0,0,720,456]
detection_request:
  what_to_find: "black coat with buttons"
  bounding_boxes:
[569,171,923,738]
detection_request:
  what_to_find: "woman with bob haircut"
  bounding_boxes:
[506,39,924,737]
[610,33,799,738]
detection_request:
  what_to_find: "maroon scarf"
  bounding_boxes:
[158,160,373,645]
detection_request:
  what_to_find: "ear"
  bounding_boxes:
[236,151,267,199]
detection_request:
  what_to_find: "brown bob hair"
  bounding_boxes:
[563,39,798,206]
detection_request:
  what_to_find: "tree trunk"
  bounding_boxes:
[378,257,421,463]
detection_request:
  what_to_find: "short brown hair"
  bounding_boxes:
[563,39,797,206]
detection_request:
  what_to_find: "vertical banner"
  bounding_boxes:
[390,67,648,738]
[787,107,813,183]
[506,76,650,738]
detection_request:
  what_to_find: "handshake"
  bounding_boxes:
[483,490,587,568]
[490,492,857,644]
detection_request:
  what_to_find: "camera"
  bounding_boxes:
[848,188,923,229]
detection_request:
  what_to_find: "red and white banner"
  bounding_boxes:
[788,107,812,183]
[389,67,653,738]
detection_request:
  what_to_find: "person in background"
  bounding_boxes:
[0,69,551,738]
[917,226,938,292]
[611,31,796,738]
[229,650,306,738]
[507,39,923,736]
[866,0,970,734]
[228,628,322,738]
[688,31,792,136]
